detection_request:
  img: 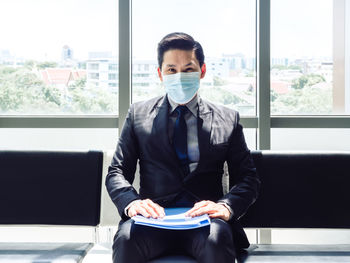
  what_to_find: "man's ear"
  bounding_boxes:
[200,63,206,79]
[157,67,163,81]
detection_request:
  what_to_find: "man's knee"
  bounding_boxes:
[207,218,234,248]
[112,220,144,263]
[113,219,134,247]
[191,219,235,263]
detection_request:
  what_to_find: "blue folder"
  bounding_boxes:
[132,207,211,230]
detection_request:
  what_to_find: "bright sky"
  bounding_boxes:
[0,0,118,61]
[0,0,333,61]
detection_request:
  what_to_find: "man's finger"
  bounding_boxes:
[209,211,230,221]
[194,200,209,207]
[189,205,216,217]
[186,203,216,217]
[140,201,159,218]
[137,205,151,218]
[128,206,137,217]
[144,199,165,217]
[185,201,209,216]
[208,211,223,218]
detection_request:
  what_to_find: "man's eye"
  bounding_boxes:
[185,68,194,72]
[168,68,176,73]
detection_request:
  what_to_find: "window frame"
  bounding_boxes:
[1,0,350,151]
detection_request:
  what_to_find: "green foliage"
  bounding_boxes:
[133,83,164,102]
[213,76,228,86]
[271,89,278,102]
[66,78,118,114]
[272,64,288,70]
[271,84,332,114]
[37,61,58,69]
[0,63,332,115]
[0,65,61,113]
[288,65,302,70]
[245,71,255,77]
[272,64,302,71]
[0,65,118,114]
[23,60,36,70]
[291,74,325,90]
[199,86,247,108]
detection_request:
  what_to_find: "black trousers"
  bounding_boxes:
[112,218,236,263]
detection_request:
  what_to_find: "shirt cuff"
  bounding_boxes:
[217,202,234,220]
[124,199,141,217]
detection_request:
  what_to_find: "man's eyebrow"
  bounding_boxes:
[185,62,195,67]
[164,64,176,68]
[164,62,195,68]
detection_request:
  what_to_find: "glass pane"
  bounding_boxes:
[271,0,350,115]
[0,0,118,115]
[271,128,350,150]
[132,0,256,116]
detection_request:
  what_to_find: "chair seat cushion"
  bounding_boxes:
[240,244,350,262]
[0,242,93,262]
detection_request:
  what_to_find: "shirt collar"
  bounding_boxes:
[168,94,199,117]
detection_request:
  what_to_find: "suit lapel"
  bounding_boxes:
[153,96,172,153]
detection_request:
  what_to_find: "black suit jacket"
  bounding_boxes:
[106,95,260,248]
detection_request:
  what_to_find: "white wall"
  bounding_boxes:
[0,128,118,151]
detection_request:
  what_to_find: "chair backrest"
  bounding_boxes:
[240,151,350,229]
[0,150,103,226]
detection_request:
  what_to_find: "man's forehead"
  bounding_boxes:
[164,49,194,56]
[162,50,199,67]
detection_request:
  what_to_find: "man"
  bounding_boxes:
[106,32,260,263]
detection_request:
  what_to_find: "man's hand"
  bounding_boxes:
[127,199,165,219]
[185,200,231,221]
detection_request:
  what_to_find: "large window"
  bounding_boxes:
[1,0,349,148]
[0,0,118,115]
[1,0,350,246]
[271,0,350,115]
[131,0,256,116]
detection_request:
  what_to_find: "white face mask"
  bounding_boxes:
[162,72,200,104]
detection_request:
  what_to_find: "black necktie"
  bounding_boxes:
[173,106,190,174]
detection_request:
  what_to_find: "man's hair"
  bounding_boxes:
[157,32,205,69]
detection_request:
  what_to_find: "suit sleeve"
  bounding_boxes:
[218,112,261,220]
[105,104,140,220]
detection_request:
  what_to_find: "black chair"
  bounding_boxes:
[238,151,350,262]
[0,150,103,262]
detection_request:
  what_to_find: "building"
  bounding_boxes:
[86,53,160,93]
[40,68,86,96]
[86,52,118,92]
[0,49,25,67]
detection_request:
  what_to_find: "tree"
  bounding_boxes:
[213,76,228,86]
[0,64,120,114]
[199,86,247,108]
[0,65,61,113]
[37,61,58,69]
[271,84,332,114]
[291,74,325,90]
[271,64,302,71]
[66,77,118,114]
